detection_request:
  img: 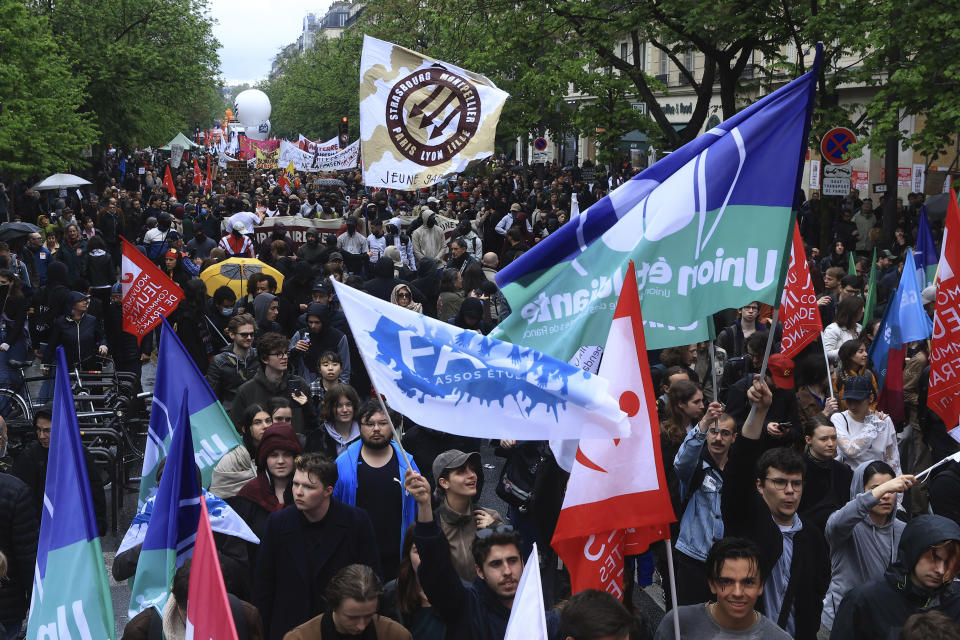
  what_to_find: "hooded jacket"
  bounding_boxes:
[252,292,281,336]
[287,303,350,386]
[363,257,420,302]
[411,258,441,318]
[820,460,907,629]
[206,344,260,412]
[829,514,960,639]
[411,210,446,263]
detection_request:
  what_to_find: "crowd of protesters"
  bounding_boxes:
[0,149,958,640]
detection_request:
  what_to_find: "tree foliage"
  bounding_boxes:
[35,0,222,149]
[0,0,97,177]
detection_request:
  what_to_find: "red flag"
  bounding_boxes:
[121,237,183,344]
[205,156,212,192]
[778,223,822,358]
[928,188,960,441]
[163,165,177,197]
[186,500,239,640]
[193,157,203,187]
[551,261,676,598]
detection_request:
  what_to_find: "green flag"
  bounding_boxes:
[848,251,857,276]
[864,247,878,324]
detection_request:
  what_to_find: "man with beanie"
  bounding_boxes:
[830,514,960,639]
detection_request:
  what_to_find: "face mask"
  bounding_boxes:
[220,307,233,316]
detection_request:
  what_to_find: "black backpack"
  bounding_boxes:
[496,443,547,513]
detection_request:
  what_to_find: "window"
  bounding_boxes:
[621,42,628,61]
[659,50,669,76]
[684,50,696,74]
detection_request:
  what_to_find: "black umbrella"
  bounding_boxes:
[0,222,42,242]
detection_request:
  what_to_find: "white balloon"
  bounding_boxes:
[245,120,271,141]
[234,89,271,126]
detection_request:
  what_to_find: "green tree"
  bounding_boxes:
[36,0,222,148]
[0,0,97,176]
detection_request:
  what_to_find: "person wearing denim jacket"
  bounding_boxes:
[674,412,737,606]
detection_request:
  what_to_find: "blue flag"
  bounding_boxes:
[26,347,115,638]
[493,52,820,357]
[914,205,938,289]
[119,156,127,181]
[871,248,932,387]
[129,389,202,617]
[138,319,242,506]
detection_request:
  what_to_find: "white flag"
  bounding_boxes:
[331,280,628,441]
[359,35,508,189]
[504,543,548,640]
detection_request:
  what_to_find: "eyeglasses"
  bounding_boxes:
[765,477,803,491]
[707,427,734,437]
[475,524,515,539]
[269,352,289,359]
[235,332,254,338]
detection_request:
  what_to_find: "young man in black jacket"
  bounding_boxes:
[404,469,561,640]
[721,377,829,640]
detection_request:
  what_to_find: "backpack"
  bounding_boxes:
[496,444,547,513]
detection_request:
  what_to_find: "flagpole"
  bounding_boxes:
[710,341,720,428]
[373,391,414,470]
[744,306,781,426]
[665,539,681,639]
[821,339,836,399]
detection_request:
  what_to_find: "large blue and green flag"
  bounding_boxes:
[138,318,242,506]
[493,62,819,358]
[26,347,115,639]
[129,390,202,617]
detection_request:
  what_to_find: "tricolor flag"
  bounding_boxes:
[278,161,294,196]
[778,223,822,358]
[121,237,183,343]
[493,57,819,356]
[331,280,629,441]
[915,205,938,290]
[129,390,202,617]
[870,248,932,424]
[551,262,676,596]
[137,320,243,507]
[359,35,509,189]
[929,189,960,442]
[26,347,115,639]
[163,164,177,197]
[185,501,239,640]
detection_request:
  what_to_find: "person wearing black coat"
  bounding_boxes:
[928,459,960,526]
[721,379,829,640]
[363,257,425,303]
[410,257,440,318]
[29,261,70,355]
[83,235,116,309]
[253,454,380,640]
[104,285,152,390]
[0,472,37,636]
[42,292,107,370]
[829,515,960,640]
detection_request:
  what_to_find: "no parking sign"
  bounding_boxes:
[821,127,856,165]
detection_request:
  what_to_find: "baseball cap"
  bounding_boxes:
[66,291,90,306]
[329,251,344,262]
[231,220,247,233]
[922,285,937,306]
[879,249,896,260]
[843,375,874,401]
[432,449,482,483]
[312,279,333,294]
[766,354,795,390]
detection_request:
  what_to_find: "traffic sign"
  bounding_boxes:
[821,127,856,165]
[822,177,850,196]
[533,137,548,151]
[823,165,852,178]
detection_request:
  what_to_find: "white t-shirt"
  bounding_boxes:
[830,411,901,475]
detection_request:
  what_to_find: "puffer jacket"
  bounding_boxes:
[205,345,260,412]
[830,514,960,640]
[42,312,106,368]
[0,473,38,626]
[231,370,313,434]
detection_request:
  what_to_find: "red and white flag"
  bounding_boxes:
[551,261,676,598]
[778,223,822,358]
[929,189,960,442]
[121,237,183,344]
[193,157,204,187]
[186,500,239,640]
[163,165,177,197]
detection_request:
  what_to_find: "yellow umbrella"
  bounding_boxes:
[199,257,284,298]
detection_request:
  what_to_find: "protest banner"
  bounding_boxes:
[121,237,183,343]
[277,139,360,172]
[254,212,458,251]
[359,35,508,189]
[298,134,340,154]
[778,223,822,358]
